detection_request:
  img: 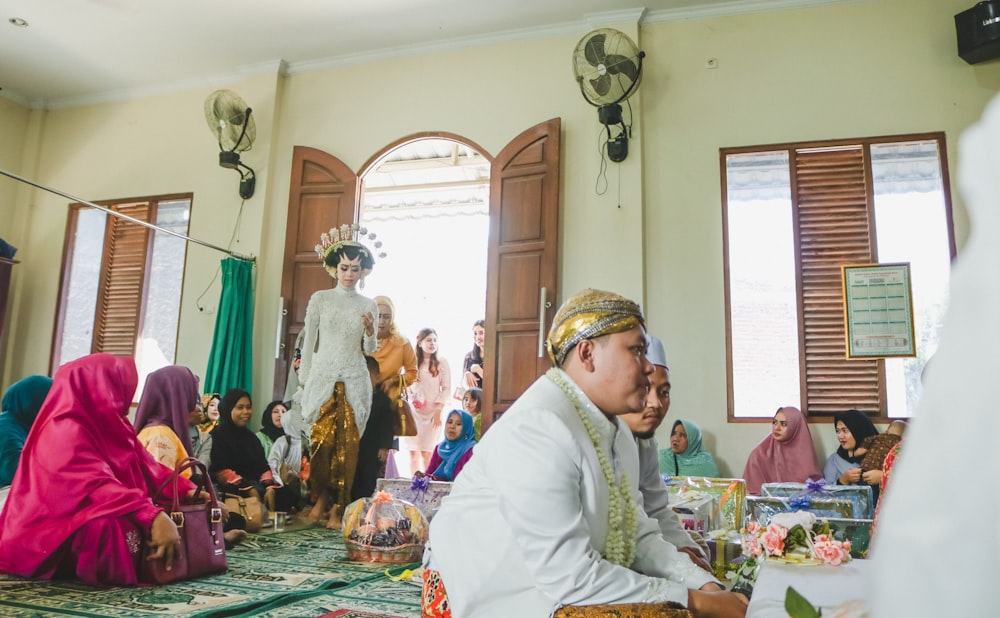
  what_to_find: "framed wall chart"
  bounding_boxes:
[841,263,916,358]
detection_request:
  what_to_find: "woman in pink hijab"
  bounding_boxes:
[743,406,822,495]
[0,354,198,585]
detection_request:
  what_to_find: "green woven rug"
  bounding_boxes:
[0,528,421,617]
[225,575,423,618]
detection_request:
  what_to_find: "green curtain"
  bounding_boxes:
[205,257,255,395]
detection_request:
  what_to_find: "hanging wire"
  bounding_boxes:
[595,124,610,195]
[625,98,635,138]
[194,194,250,310]
[0,168,255,261]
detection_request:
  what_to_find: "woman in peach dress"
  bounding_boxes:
[400,328,451,474]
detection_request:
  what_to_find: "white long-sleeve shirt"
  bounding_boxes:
[427,372,717,618]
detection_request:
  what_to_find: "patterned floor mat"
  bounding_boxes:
[0,528,419,617]
[226,574,423,618]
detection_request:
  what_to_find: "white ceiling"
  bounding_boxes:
[0,0,845,109]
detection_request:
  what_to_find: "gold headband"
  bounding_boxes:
[545,289,645,366]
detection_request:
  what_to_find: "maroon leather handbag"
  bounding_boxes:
[141,457,227,584]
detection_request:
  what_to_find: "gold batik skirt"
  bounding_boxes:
[309,382,360,507]
[420,569,692,618]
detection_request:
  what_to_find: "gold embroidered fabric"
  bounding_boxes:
[546,289,644,365]
[309,382,360,508]
[554,602,692,618]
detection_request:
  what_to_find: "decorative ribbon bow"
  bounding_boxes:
[805,479,827,492]
[789,478,830,509]
[411,475,430,494]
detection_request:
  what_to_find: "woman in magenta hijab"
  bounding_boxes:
[0,354,197,585]
[743,406,822,495]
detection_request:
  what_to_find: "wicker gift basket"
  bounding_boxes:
[343,491,429,563]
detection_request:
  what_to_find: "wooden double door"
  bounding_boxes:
[276,119,560,432]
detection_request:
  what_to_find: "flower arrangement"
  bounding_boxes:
[730,511,852,597]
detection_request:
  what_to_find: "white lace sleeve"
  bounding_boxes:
[299,293,319,386]
[362,297,378,355]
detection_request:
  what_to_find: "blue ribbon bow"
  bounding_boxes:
[788,479,830,509]
[805,479,827,492]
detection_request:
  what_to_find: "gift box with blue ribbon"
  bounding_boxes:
[375,477,453,522]
[760,480,873,519]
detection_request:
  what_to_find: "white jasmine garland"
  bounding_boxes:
[547,368,636,567]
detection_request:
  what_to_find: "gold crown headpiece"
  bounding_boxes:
[314,223,387,262]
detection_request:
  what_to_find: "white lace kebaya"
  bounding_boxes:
[298,284,378,434]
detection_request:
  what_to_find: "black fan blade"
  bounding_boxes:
[589,73,611,98]
[584,33,607,66]
[604,54,638,82]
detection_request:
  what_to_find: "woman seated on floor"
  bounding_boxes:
[256,400,287,456]
[210,389,295,516]
[659,419,720,478]
[414,409,477,482]
[0,374,53,488]
[0,354,215,586]
[267,402,306,510]
[743,406,822,495]
[824,409,882,502]
[134,365,247,547]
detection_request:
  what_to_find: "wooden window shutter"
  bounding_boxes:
[92,203,152,356]
[792,146,883,417]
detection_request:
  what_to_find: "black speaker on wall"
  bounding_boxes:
[956,1,1000,64]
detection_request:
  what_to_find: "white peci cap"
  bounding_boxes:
[646,335,668,369]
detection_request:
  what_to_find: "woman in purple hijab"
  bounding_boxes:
[134,365,247,546]
[134,365,200,474]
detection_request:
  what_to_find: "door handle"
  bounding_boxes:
[537,287,552,358]
[275,296,287,359]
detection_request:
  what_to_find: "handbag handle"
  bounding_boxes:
[399,375,409,400]
[151,457,221,513]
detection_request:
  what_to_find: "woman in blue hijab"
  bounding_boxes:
[0,375,54,486]
[417,409,477,482]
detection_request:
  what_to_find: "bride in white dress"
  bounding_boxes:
[298,225,379,529]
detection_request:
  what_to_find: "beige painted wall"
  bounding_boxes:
[2,0,998,479]
[641,0,1000,475]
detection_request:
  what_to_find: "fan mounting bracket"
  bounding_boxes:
[598,104,623,126]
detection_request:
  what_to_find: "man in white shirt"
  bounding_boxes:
[425,289,747,618]
[622,335,712,573]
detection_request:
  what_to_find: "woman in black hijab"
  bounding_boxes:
[823,409,882,502]
[210,389,293,514]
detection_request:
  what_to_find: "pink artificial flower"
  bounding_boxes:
[813,535,850,566]
[761,524,787,557]
[743,532,762,558]
[746,521,761,535]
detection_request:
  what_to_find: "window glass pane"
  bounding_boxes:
[725,151,801,417]
[871,141,951,418]
[137,199,190,398]
[58,208,107,367]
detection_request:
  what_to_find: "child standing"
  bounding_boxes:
[462,387,483,440]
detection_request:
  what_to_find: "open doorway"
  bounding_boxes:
[276,119,560,456]
[359,138,490,475]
